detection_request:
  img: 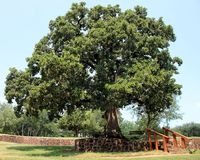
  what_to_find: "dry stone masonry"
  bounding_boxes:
[75,138,149,152]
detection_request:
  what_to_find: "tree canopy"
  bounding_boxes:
[5,2,182,137]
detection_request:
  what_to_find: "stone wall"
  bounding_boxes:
[190,138,200,149]
[0,134,75,146]
[75,138,149,152]
[1,134,199,151]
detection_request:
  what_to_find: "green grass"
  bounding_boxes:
[0,141,200,160]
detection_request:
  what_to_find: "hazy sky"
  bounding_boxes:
[0,0,200,127]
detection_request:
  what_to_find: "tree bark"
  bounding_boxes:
[104,106,125,139]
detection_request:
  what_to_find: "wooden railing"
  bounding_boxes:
[146,128,170,152]
[162,127,191,149]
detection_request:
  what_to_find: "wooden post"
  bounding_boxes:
[163,137,168,152]
[147,130,152,151]
[154,133,158,151]
[162,127,190,151]
[181,137,186,149]
[172,133,178,148]
[164,130,168,136]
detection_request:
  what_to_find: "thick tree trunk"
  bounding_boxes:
[104,106,125,139]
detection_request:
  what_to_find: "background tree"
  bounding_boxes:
[83,109,106,136]
[131,97,182,130]
[58,108,86,137]
[0,103,17,134]
[5,3,182,138]
[173,122,200,137]
[15,109,59,136]
[0,103,58,136]
[0,102,105,137]
[161,99,182,127]
[58,109,105,137]
[119,119,138,139]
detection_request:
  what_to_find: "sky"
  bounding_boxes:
[0,0,200,127]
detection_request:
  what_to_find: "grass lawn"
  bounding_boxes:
[0,141,200,160]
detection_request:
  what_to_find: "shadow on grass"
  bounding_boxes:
[7,145,83,157]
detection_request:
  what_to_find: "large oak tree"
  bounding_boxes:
[5,3,182,138]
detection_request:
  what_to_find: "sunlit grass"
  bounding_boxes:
[0,141,200,160]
